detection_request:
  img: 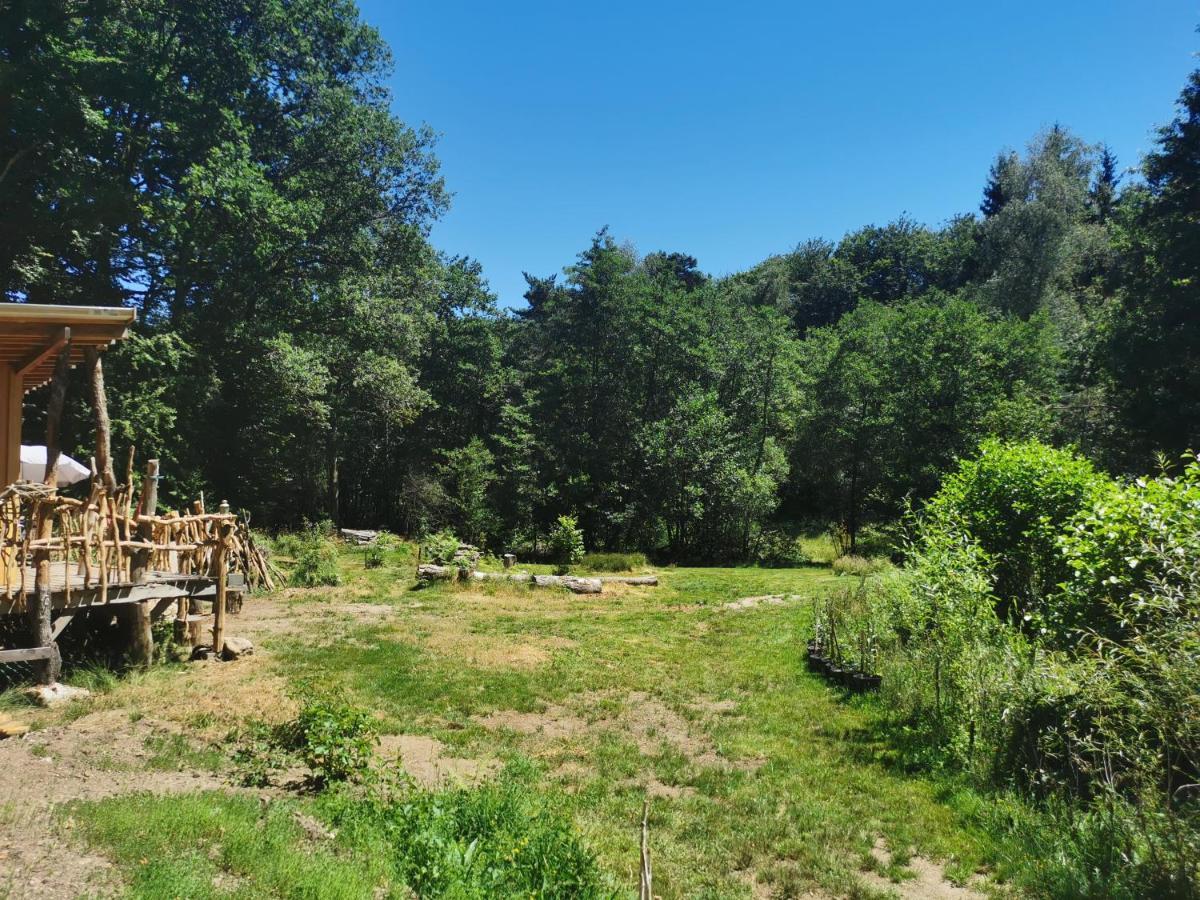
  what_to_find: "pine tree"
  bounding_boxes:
[1089,144,1120,223]
[981,151,1018,217]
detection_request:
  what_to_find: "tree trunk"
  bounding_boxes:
[86,348,118,495]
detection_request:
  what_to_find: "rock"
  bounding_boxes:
[339,528,379,545]
[23,682,91,707]
[221,637,254,660]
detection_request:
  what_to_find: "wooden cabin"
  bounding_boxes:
[0,304,266,685]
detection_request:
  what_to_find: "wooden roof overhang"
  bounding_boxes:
[0,304,136,393]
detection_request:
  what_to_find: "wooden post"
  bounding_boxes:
[131,459,159,583]
[117,600,153,668]
[31,344,71,684]
[211,520,232,656]
[639,799,652,900]
[86,348,118,495]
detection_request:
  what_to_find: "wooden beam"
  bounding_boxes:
[0,646,54,664]
[13,326,70,378]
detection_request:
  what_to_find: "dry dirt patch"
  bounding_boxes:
[861,838,988,900]
[477,690,760,774]
[0,709,225,899]
[723,594,798,612]
[376,733,498,788]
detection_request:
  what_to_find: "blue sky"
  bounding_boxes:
[357,1,1199,308]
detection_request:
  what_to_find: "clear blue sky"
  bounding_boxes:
[357,0,1198,308]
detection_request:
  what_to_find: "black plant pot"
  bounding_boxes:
[826,666,844,684]
[806,652,824,672]
[860,673,882,691]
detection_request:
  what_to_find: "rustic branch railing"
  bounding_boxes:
[0,480,275,606]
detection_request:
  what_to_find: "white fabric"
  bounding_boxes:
[19,445,91,487]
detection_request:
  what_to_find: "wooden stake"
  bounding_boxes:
[31,344,71,684]
[131,459,159,583]
[639,799,652,900]
[211,521,232,656]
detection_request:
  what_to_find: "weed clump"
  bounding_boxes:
[578,551,647,572]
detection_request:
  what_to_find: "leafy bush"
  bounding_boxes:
[290,537,341,587]
[420,529,461,565]
[578,551,647,572]
[1056,453,1200,642]
[320,764,611,898]
[831,554,889,578]
[286,696,377,784]
[922,438,1110,629]
[233,694,378,787]
[548,515,585,573]
[753,530,812,567]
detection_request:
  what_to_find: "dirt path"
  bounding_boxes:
[0,710,223,898]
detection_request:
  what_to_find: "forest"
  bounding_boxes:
[4,2,1200,898]
[4,2,1197,561]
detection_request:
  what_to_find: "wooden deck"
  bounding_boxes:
[0,568,243,615]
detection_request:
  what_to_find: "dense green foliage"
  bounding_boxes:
[836,443,1200,896]
[6,2,1199,563]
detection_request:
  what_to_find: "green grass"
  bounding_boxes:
[68,553,1004,897]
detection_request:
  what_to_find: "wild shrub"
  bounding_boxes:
[420,529,461,565]
[877,529,1027,767]
[235,693,378,787]
[753,530,811,567]
[319,765,611,898]
[922,438,1110,630]
[578,551,647,572]
[548,515,585,573]
[831,554,888,577]
[284,695,377,784]
[1055,453,1200,643]
[290,536,341,587]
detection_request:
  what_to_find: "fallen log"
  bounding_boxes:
[340,528,379,545]
[534,574,602,594]
[424,566,602,594]
[598,575,658,586]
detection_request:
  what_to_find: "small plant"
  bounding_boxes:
[235,692,378,787]
[548,515,585,573]
[363,544,385,569]
[285,695,377,784]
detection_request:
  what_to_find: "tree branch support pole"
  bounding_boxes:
[120,459,159,669]
[31,341,71,684]
[85,348,118,496]
[211,515,233,656]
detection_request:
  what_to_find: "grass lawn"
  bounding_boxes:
[60,547,1001,898]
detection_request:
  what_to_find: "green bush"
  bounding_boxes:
[290,538,341,587]
[922,438,1111,628]
[320,765,611,898]
[548,515,585,573]
[1056,453,1200,642]
[753,530,812,567]
[578,551,647,572]
[420,529,461,565]
[280,695,378,785]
